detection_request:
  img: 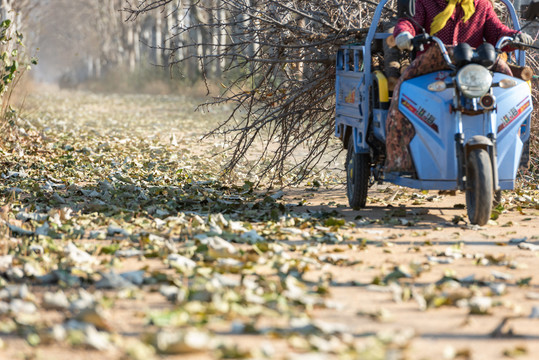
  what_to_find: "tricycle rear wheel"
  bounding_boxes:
[346,134,370,209]
[465,148,493,226]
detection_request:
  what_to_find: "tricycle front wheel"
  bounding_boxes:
[465,148,493,226]
[346,134,370,209]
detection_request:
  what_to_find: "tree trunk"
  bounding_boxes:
[0,0,13,54]
[216,5,226,78]
[127,23,136,72]
[155,15,162,65]
[0,0,12,21]
[134,24,141,67]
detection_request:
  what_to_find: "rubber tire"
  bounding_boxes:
[465,148,493,226]
[346,134,370,210]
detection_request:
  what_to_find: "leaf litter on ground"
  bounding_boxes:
[0,90,537,359]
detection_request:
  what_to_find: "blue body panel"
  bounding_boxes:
[394,71,532,190]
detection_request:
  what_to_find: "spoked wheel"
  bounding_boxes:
[465,148,493,225]
[346,134,370,210]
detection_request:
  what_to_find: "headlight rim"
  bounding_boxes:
[456,64,493,98]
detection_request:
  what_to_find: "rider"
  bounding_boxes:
[385,0,534,173]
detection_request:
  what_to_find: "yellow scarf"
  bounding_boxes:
[430,0,476,35]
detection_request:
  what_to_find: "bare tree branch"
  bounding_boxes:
[120,0,396,183]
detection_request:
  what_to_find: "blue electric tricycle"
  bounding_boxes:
[336,0,538,225]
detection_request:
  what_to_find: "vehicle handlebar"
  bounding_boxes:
[495,35,539,51]
[496,36,514,51]
[411,33,430,50]
[412,34,456,70]
[408,34,536,70]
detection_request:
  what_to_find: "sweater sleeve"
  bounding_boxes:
[394,0,427,37]
[482,0,518,47]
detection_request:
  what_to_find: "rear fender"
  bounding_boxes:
[343,126,353,149]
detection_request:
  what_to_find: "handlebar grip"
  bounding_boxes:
[412,36,424,52]
[505,41,539,51]
[411,34,431,52]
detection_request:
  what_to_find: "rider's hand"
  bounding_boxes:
[515,32,534,49]
[395,32,414,51]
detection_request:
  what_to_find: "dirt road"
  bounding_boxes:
[297,185,539,360]
[0,89,537,360]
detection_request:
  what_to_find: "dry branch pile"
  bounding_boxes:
[123,0,539,186]
[124,0,395,184]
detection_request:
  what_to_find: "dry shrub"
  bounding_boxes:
[0,20,37,138]
[9,73,35,105]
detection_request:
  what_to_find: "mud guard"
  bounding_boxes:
[464,135,499,194]
[465,135,492,154]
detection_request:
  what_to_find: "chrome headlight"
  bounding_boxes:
[456,64,492,98]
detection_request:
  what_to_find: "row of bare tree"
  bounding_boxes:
[2,0,187,83]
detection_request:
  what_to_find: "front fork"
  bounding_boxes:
[455,110,466,191]
[487,110,500,194]
[454,107,500,193]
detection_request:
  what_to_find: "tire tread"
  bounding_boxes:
[346,134,370,209]
[465,148,493,226]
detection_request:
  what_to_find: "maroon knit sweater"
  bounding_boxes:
[394,0,518,47]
